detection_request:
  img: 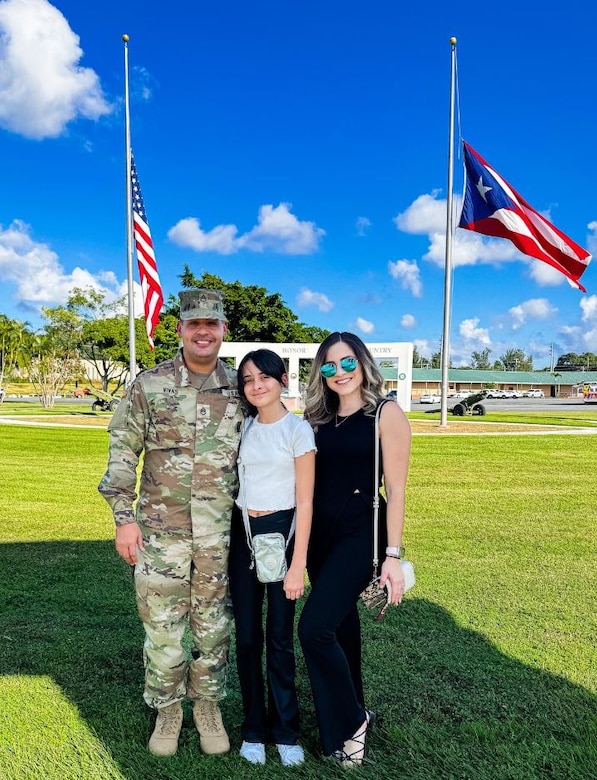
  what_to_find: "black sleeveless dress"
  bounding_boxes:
[307,407,387,581]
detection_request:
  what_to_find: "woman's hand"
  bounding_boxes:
[380,556,405,604]
[283,564,306,600]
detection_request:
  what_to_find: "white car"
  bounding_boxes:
[452,390,471,398]
[485,389,506,398]
[419,393,441,404]
[523,388,545,398]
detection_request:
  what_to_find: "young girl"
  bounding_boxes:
[229,349,315,766]
[298,332,411,766]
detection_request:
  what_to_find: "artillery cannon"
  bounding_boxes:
[451,390,487,417]
[86,387,121,412]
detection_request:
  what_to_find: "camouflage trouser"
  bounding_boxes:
[134,527,231,709]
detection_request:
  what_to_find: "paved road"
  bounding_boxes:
[415,397,593,413]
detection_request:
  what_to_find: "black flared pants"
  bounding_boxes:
[298,498,373,756]
[229,506,299,745]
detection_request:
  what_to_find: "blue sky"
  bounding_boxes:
[0,0,596,368]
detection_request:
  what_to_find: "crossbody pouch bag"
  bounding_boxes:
[239,418,296,583]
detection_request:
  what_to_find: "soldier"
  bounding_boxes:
[99,289,243,758]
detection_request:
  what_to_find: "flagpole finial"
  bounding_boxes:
[122,34,130,42]
[449,36,457,46]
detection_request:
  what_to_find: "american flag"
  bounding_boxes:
[459,141,591,292]
[131,153,164,348]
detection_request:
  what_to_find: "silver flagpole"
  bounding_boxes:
[123,34,137,381]
[439,37,457,427]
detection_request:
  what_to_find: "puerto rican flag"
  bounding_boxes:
[458,141,591,292]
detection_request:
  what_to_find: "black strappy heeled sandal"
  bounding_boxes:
[332,715,369,768]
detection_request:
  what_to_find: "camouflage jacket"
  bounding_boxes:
[98,350,243,535]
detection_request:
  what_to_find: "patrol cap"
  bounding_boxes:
[179,289,227,322]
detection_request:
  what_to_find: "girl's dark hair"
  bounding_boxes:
[303,331,385,426]
[237,349,287,417]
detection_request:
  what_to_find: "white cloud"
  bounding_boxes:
[0,219,131,313]
[355,216,371,236]
[580,294,597,322]
[587,221,597,257]
[580,294,597,351]
[394,191,446,234]
[400,314,416,328]
[388,259,422,297]
[168,218,239,255]
[132,65,156,102]
[168,203,325,255]
[0,0,112,139]
[354,317,374,335]
[508,298,557,330]
[413,339,433,360]
[296,288,334,312]
[393,191,583,286]
[458,317,491,345]
[526,260,568,287]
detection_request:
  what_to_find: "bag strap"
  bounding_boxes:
[238,416,296,569]
[372,400,389,577]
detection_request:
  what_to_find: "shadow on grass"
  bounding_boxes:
[0,541,595,780]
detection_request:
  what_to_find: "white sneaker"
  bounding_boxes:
[277,743,305,766]
[240,740,266,764]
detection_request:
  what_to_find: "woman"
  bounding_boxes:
[229,349,316,766]
[298,332,411,766]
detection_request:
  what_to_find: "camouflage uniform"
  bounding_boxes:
[99,349,243,708]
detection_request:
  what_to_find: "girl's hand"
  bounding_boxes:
[380,557,405,604]
[283,565,306,600]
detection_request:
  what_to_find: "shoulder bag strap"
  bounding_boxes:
[372,400,389,577]
[239,418,257,565]
[239,416,296,566]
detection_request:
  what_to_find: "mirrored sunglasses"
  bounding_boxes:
[320,355,359,379]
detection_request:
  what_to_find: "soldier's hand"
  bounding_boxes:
[115,523,144,566]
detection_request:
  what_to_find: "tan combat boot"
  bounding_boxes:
[193,699,230,755]
[148,701,184,757]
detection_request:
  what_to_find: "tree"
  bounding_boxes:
[176,268,330,344]
[555,352,597,371]
[81,315,156,392]
[64,288,156,391]
[471,348,492,370]
[27,306,84,408]
[429,351,442,369]
[0,315,32,399]
[499,348,533,371]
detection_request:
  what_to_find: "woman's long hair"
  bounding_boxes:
[303,332,385,426]
[237,348,287,417]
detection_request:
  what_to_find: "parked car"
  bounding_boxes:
[522,388,545,398]
[485,389,507,398]
[451,390,472,398]
[503,390,523,398]
[419,393,441,404]
[385,390,397,399]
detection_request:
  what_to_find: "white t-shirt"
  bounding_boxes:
[236,412,316,512]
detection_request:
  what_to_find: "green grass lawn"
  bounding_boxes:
[0,425,595,780]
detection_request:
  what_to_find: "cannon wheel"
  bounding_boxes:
[472,403,486,416]
[452,403,465,416]
[108,399,120,412]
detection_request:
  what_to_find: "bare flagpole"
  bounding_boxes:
[439,37,457,427]
[123,33,137,382]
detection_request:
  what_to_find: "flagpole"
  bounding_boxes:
[123,33,137,382]
[439,37,457,428]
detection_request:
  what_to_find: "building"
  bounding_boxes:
[381,368,597,399]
